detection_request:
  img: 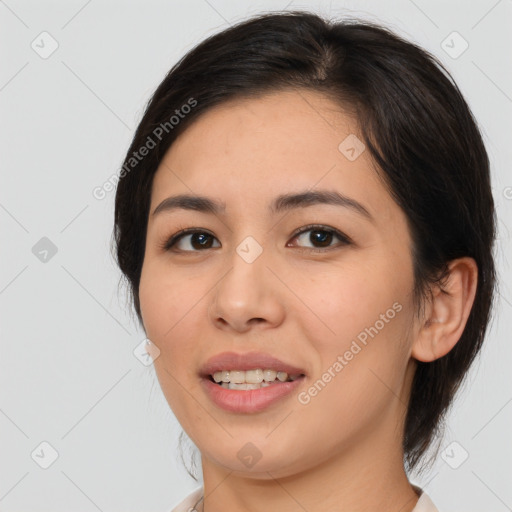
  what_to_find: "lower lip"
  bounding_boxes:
[201,377,305,413]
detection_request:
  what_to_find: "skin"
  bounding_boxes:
[138,89,478,512]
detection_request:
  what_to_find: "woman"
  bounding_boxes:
[113,10,496,512]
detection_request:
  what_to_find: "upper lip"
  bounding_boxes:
[200,351,307,377]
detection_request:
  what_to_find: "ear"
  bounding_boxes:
[411,257,478,362]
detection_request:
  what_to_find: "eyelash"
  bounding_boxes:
[161,224,352,254]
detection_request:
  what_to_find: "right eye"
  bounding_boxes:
[163,229,221,252]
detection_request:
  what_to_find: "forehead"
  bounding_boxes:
[150,90,392,222]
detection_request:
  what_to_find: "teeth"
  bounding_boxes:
[230,370,245,384]
[228,382,261,390]
[246,369,263,383]
[211,369,303,385]
[263,369,277,382]
[227,381,275,390]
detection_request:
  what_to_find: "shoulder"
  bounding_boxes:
[169,486,203,512]
[411,484,440,512]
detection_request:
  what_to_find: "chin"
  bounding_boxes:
[200,439,309,479]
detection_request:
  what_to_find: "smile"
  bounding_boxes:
[200,351,307,413]
[211,369,304,389]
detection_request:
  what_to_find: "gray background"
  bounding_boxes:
[1,0,511,510]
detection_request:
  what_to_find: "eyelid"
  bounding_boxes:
[289,224,352,244]
[160,227,216,252]
[287,224,352,250]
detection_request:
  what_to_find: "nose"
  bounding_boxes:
[208,248,286,333]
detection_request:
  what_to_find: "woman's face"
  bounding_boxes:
[139,90,420,478]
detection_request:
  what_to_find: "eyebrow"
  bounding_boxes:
[152,189,373,221]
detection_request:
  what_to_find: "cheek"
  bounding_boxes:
[139,263,204,414]
[139,267,169,340]
[138,263,198,382]
[293,253,414,403]
[139,260,191,338]
[293,257,408,342]
[294,301,413,451]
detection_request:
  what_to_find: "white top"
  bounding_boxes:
[169,484,439,511]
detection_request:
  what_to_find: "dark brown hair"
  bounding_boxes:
[113,10,497,474]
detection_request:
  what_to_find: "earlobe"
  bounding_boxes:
[411,257,478,363]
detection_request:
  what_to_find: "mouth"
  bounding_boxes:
[199,351,307,413]
[200,350,307,383]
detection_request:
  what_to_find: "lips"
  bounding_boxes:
[199,351,307,377]
[198,351,308,413]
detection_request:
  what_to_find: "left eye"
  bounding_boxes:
[288,225,351,251]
